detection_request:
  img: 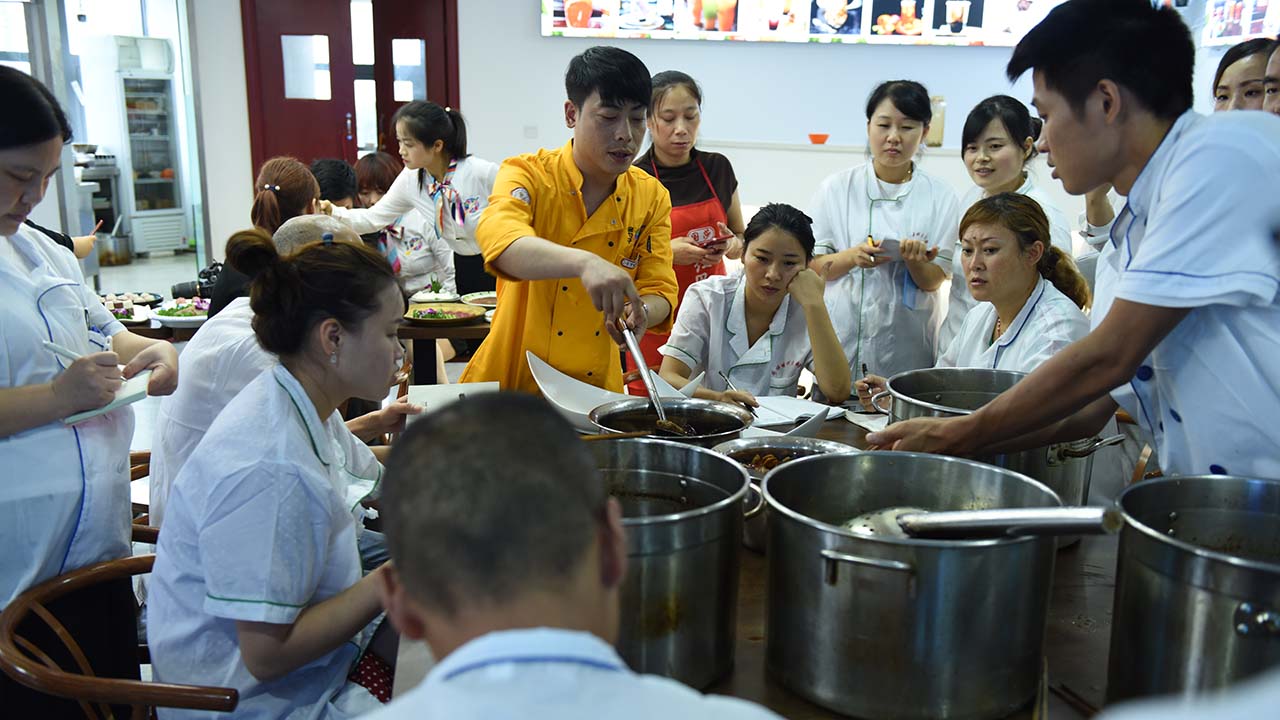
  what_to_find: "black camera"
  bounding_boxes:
[172,261,223,299]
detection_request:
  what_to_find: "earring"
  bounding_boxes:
[329,352,338,366]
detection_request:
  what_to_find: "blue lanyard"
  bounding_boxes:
[442,654,625,682]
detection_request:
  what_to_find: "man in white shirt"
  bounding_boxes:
[367,394,780,720]
[869,0,1280,481]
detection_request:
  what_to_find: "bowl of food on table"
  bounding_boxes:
[404,302,486,326]
[154,297,209,328]
[460,291,498,309]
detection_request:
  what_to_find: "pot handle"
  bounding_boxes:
[744,483,765,521]
[820,548,913,587]
[1059,434,1126,459]
[1235,602,1280,638]
[868,390,890,416]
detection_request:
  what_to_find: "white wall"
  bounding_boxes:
[188,0,252,261]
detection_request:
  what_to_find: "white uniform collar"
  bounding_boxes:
[1125,111,1198,219]
[725,274,790,364]
[426,627,627,685]
[271,364,336,466]
[994,276,1049,350]
[864,163,916,202]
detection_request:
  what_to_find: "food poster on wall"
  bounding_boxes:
[811,0,865,35]
[1203,0,1279,45]
[930,0,983,39]
[869,0,928,37]
[542,0,1068,43]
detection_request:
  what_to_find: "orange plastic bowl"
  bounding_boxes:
[808,133,830,144]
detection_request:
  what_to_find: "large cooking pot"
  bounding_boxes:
[1107,475,1280,703]
[873,368,1122,512]
[590,438,749,688]
[763,451,1059,719]
[590,397,754,448]
[715,436,859,553]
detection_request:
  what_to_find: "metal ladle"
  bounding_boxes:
[845,506,1123,540]
[618,319,692,436]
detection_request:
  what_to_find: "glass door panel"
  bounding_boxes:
[124,77,180,211]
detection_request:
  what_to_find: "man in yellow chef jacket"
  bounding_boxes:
[459,46,677,394]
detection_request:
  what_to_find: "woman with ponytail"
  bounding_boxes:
[857,192,1090,408]
[325,102,500,295]
[148,232,406,717]
[940,94,1073,354]
[208,157,322,316]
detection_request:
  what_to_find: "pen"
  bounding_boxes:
[861,363,869,377]
[718,371,758,417]
[43,340,83,363]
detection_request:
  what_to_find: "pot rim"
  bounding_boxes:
[589,396,754,440]
[761,451,1059,549]
[598,437,751,527]
[1117,475,1280,574]
[885,367,1029,417]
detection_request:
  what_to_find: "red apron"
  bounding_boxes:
[627,158,730,394]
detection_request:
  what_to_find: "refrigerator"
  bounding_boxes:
[82,35,189,254]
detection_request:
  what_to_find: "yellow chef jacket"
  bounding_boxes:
[460,140,677,393]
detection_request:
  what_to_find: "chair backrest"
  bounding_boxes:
[0,555,237,719]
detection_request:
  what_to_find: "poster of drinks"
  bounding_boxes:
[541,0,1076,46]
[1202,0,1279,46]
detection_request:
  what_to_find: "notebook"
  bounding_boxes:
[63,369,152,425]
[405,382,501,423]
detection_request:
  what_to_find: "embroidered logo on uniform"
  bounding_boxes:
[463,197,481,215]
[511,187,531,204]
[621,257,638,269]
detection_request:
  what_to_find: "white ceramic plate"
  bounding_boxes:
[460,291,498,309]
[153,301,208,328]
[409,289,461,304]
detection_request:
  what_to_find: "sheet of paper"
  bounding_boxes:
[752,396,841,428]
[63,369,151,425]
[406,382,500,423]
[845,409,889,434]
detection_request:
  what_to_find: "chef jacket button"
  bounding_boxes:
[616,196,622,201]
[608,241,614,247]
[1210,464,1228,475]
[1170,408,1182,422]
[569,190,576,195]
[587,371,593,377]
[611,220,617,225]
[562,285,568,291]
[595,330,600,336]
[557,330,564,336]
[1135,365,1154,382]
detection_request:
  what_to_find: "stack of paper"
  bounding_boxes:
[751,396,842,428]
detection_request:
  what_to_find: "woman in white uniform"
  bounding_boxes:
[0,67,180,713]
[326,102,498,296]
[858,192,1091,409]
[940,95,1073,354]
[148,233,405,718]
[658,203,851,406]
[355,151,456,296]
[810,80,961,381]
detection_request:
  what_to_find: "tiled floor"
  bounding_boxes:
[98,251,202,297]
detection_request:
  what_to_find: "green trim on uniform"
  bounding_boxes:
[206,593,305,609]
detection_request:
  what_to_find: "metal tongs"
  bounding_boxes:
[618,319,692,436]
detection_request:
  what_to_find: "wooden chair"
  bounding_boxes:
[127,452,157,544]
[0,555,237,719]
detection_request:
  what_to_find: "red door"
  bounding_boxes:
[242,0,460,172]
[241,0,358,171]
[371,0,460,155]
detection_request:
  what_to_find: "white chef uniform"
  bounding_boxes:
[147,365,382,720]
[360,627,781,720]
[332,157,499,257]
[810,163,960,380]
[938,176,1074,354]
[1100,110,1280,479]
[0,225,132,606]
[937,276,1088,371]
[659,274,814,397]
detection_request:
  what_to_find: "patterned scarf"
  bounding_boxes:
[426,159,467,236]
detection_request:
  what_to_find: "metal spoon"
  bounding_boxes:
[844,506,1122,540]
[618,319,692,436]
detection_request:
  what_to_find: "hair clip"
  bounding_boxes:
[445,106,452,112]
[322,232,334,245]
[262,184,280,192]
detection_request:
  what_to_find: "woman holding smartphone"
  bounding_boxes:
[628,70,747,389]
